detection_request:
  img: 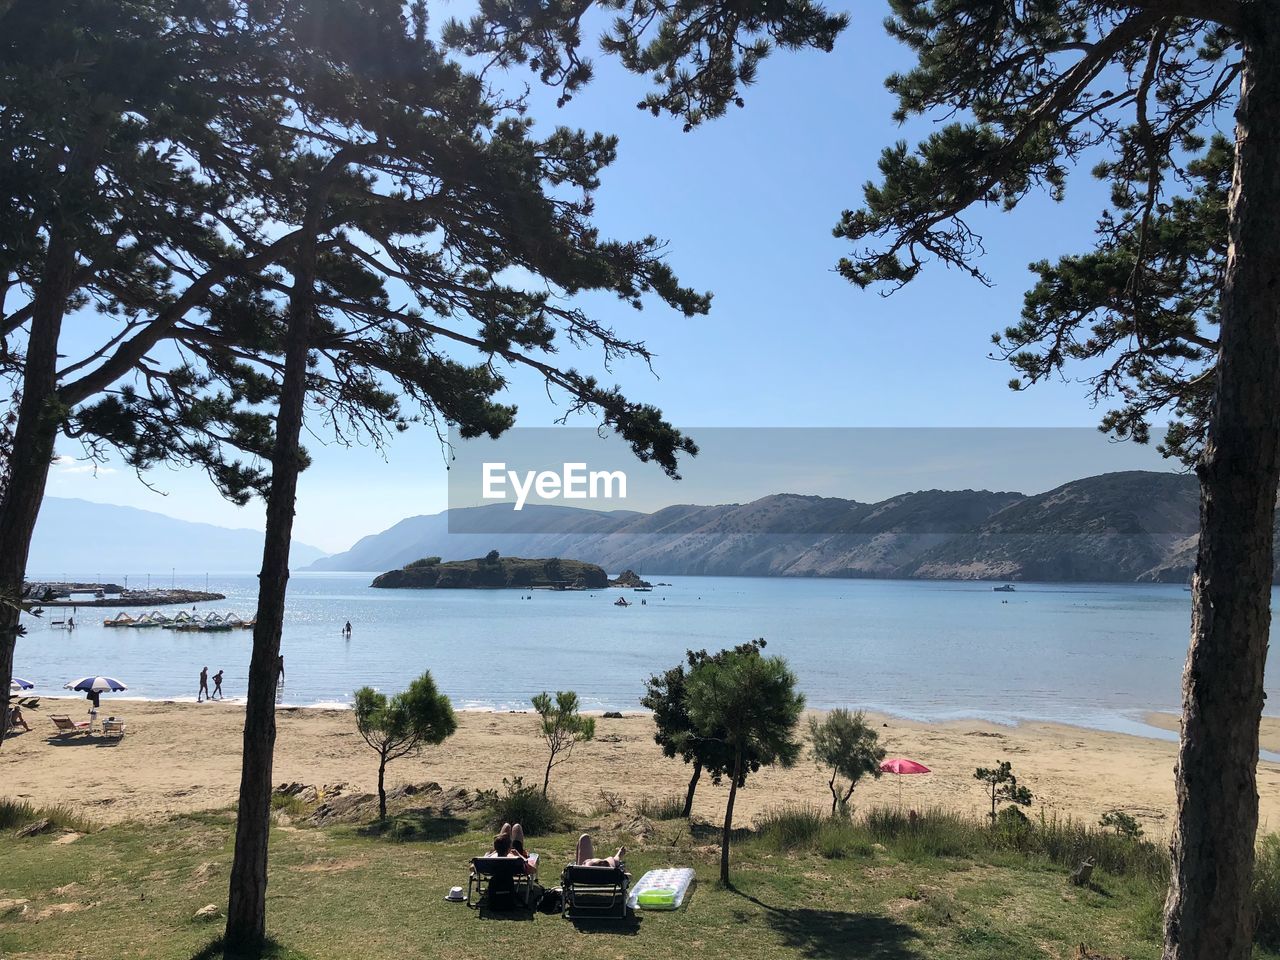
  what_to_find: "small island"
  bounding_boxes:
[371,552,609,590]
[609,569,653,588]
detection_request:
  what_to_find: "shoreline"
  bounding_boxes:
[7,699,1280,835]
[19,694,1254,749]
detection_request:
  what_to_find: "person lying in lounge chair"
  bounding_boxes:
[574,833,626,868]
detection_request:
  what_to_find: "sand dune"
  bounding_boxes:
[6,699,1280,837]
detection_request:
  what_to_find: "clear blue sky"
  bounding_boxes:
[47,2,1166,553]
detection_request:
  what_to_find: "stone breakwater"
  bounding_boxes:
[28,587,226,608]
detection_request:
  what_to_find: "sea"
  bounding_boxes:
[14,573,1278,741]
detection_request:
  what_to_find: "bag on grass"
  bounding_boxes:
[537,887,563,914]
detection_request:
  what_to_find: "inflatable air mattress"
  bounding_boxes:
[626,867,695,911]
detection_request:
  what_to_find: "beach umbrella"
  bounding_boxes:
[64,677,127,693]
[880,757,931,806]
[9,677,34,691]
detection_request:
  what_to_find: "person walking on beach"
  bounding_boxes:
[198,666,210,702]
[212,670,224,700]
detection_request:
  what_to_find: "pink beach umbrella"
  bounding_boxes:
[880,757,931,806]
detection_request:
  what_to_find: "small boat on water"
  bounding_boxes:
[103,612,135,627]
[993,584,1016,593]
[614,597,631,607]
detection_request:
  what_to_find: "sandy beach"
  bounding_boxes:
[6,699,1280,836]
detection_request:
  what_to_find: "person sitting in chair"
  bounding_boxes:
[492,823,538,876]
[6,704,30,732]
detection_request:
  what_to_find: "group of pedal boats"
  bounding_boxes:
[101,610,255,631]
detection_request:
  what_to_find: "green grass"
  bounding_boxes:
[2,800,1279,960]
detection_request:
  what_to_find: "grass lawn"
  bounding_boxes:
[0,801,1274,960]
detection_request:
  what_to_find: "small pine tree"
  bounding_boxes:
[809,709,885,815]
[974,760,1032,824]
[532,691,595,797]
[640,639,768,818]
[686,646,804,885]
[1100,809,1144,840]
[353,673,457,820]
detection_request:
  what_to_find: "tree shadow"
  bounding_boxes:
[357,810,469,842]
[190,935,302,960]
[731,889,924,960]
[687,820,751,844]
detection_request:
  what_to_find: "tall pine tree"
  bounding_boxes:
[459,3,1275,955]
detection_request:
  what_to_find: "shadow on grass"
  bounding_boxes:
[357,810,469,843]
[191,936,306,960]
[566,913,642,935]
[687,820,752,845]
[732,889,924,960]
[470,895,539,922]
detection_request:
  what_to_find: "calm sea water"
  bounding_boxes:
[15,573,1279,736]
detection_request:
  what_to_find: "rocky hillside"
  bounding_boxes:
[313,471,1280,583]
[371,555,608,590]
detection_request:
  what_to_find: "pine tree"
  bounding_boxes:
[685,643,803,885]
[472,3,1275,954]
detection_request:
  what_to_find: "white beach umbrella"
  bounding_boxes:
[64,677,128,693]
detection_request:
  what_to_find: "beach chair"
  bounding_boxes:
[467,856,532,910]
[49,714,91,736]
[561,864,631,920]
[101,717,126,737]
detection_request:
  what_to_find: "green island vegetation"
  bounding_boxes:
[370,553,609,590]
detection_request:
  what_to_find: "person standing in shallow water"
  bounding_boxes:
[343,620,352,638]
[198,666,210,702]
[276,655,284,683]
[212,670,224,700]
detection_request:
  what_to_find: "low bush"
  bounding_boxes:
[0,797,95,834]
[865,806,980,860]
[755,805,874,859]
[270,792,311,819]
[480,777,567,835]
[1254,833,1280,948]
[757,803,1168,881]
[634,794,687,821]
[1027,811,1167,882]
[754,804,829,851]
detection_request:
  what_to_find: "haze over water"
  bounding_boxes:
[17,573,1278,738]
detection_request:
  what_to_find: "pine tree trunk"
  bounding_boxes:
[223,185,329,952]
[0,228,78,745]
[1163,12,1280,960]
[378,752,388,821]
[719,748,742,886]
[682,760,702,818]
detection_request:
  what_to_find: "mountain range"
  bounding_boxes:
[27,498,327,577]
[311,470,1274,583]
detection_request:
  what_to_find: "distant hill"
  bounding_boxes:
[27,498,327,576]
[308,471,1280,583]
[371,555,608,590]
